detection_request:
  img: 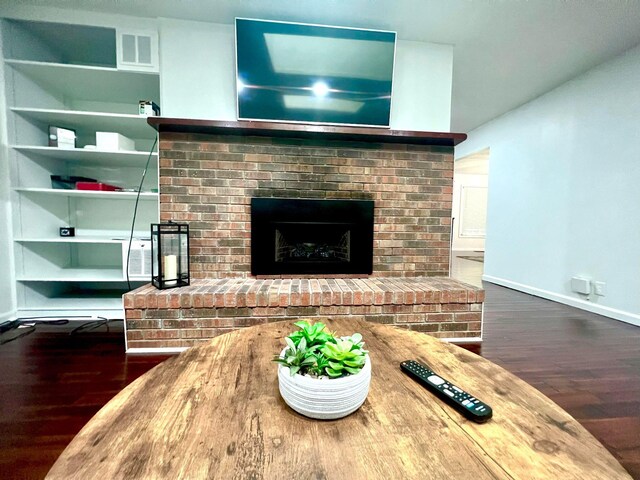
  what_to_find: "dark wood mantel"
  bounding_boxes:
[147,117,467,147]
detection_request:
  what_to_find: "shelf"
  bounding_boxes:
[17,267,126,282]
[4,20,117,68]
[5,59,159,104]
[15,237,128,244]
[11,108,157,139]
[19,295,124,311]
[17,307,125,320]
[148,117,468,147]
[128,276,151,282]
[17,294,128,319]
[12,146,157,166]
[15,188,159,200]
[5,22,161,319]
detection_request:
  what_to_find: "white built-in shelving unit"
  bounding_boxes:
[2,18,160,319]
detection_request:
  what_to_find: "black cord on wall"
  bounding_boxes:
[0,316,125,345]
[0,317,70,345]
[126,136,158,291]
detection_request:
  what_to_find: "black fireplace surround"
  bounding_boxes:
[251,198,374,275]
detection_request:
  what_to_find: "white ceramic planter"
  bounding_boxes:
[277,349,371,420]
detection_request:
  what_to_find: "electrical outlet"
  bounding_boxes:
[594,281,606,296]
[571,276,591,295]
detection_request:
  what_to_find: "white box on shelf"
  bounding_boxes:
[124,239,152,280]
[139,100,160,116]
[49,126,76,149]
[96,132,135,151]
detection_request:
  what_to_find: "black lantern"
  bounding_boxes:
[151,222,190,289]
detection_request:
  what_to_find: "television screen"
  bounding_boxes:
[235,18,396,127]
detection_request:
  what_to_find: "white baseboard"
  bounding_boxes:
[0,310,16,323]
[483,275,640,327]
[126,347,187,355]
[444,336,482,344]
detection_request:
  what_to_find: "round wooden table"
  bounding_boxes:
[47,319,631,479]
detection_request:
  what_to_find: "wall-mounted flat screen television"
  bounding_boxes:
[235,18,396,127]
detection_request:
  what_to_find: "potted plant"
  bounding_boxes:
[274,320,371,420]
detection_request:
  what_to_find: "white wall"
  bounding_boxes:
[0,173,12,322]
[159,20,236,122]
[0,21,16,322]
[159,18,453,132]
[456,44,640,326]
[389,40,452,131]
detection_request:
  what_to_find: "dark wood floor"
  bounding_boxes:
[1,283,639,479]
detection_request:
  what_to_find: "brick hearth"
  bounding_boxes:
[124,277,483,349]
[124,120,482,351]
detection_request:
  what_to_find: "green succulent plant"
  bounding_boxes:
[287,320,334,348]
[272,336,316,376]
[274,321,367,378]
[319,335,367,378]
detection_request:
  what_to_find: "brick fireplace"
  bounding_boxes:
[124,120,484,351]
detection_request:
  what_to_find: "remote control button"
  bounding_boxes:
[443,389,454,397]
[427,375,445,386]
[452,386,463,393]
[462,400,470,406]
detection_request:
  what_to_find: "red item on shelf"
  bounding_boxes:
[75,182,122,191]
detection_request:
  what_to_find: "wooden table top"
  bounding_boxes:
[46,319,631,479]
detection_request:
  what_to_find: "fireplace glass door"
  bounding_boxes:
[251,198,374,275]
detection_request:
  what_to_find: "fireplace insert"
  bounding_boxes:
[251,198,374,275]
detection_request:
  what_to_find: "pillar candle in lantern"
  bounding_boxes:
[163,255,178,286]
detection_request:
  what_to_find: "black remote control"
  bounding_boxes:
[400,360,493,423]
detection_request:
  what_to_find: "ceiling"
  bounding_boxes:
[8,0,640,132]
